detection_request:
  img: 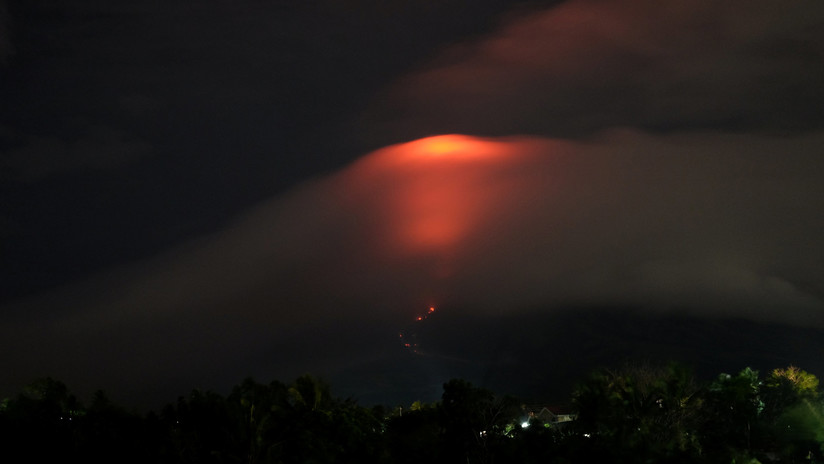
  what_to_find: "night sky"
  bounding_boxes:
[2,0,824,410]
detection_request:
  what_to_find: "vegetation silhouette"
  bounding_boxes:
[2,364,823,463]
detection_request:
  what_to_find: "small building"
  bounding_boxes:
[523,404,576,426]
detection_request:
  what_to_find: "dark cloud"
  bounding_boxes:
[362,0,824,143]
[1,125,153,181]
[0,0,11,64]
[2,130,822,407]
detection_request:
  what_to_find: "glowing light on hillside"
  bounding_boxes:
[419,135,483,156]
[342,134,539,267]
[387,134,512,164]
[378,135,516,253]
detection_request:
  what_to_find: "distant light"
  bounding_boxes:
[521,421,530,428]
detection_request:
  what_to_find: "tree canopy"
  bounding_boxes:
[2,364,823,463]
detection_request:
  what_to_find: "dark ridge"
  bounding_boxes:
[329,306,824,406]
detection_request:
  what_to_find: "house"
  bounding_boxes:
[523,404,576,426]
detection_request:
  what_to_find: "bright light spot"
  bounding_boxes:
[428,306,435,313]
[419,134,489,156]
[388,134,510,164]
[424,138,464,155]
[521,421,530,428]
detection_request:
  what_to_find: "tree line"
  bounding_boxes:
[1,363,822,463]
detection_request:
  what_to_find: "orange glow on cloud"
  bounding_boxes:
[415,135,499,157]
[421,137,465,155]
[379,134,513,165]
[349,134,526,259]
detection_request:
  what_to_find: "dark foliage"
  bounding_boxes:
[2,364,823,463]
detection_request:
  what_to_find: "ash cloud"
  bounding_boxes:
[362,0,824,143]
[2,130,823,405]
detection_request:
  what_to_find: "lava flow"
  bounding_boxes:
[399,306,437,353]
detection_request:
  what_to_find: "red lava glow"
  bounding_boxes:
[362,134,521,255]
[416,135,496,157]
[387,134,511,163]
[341,134,541,273]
